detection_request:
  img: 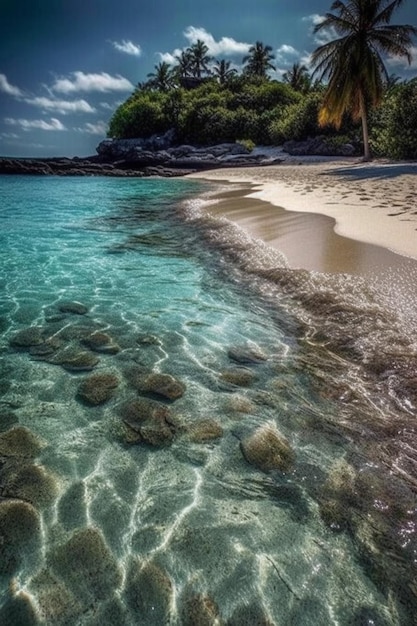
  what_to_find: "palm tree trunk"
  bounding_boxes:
[359,90,371,161]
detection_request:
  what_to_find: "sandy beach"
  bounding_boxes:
[188,157,417,275]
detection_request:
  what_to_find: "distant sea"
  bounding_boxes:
[0,175,415,625]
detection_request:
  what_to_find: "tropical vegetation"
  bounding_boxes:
[311,0,417,160]
[108,5,417,160]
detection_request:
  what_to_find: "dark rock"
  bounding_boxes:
[136,334,162,346]
[0,426,44,458]
[220,367,257,387]
[227,603,275,626]
[187,419,223,443]
[240,423,294,472]
[82,331,120,354]
[48,527,122,601]
[141,372,185,400]
[53,350,99,372]
[0,499,41,575]
[180,592,221,626]
[77,372,119,406]
[57,300,89,315]
[120,398,176,446]
[124,558,173,623]
[283,136,356,157]
[10,326,44,348]
[58,481,88,530]
[2,463,59,509]
[228,345,268,364]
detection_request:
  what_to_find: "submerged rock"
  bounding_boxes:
[180,592,221,626]
[57,301,89,315]
[120,398,176,446]
[141,372,186,400]
[228,345,267,364]
[2,463,59,509]
[227,603,275,626]
[0,498,41,575]
[0,585,40,626]
[240,423,294,472]
[220,367,257,387]
[52,350,99,372]
[0,426,44,458]
[187,419,223,443]
[82,331,120,354]
[48,526,122,601]
[10,326,44,348]
[125,558,173,623]
[77,372,119,405]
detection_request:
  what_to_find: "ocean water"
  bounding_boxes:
[0,175,416,625]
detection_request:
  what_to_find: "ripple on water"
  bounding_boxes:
[0,176,416,625]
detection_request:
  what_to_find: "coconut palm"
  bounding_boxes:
[311,0,417,160]
[212,59,238,84]
[174,50,193,79]
[243,41,276,78]
[282,62,311,92]
[147,61,174,92]
[189,40,212,78]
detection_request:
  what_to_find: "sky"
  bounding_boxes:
[0,0,416,158]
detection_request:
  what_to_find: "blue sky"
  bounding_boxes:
[1,0,416,158]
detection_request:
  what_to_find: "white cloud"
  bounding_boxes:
[387,46,417,70]
[111,40,142,56]
[0,132,19,139]
[100,102,115,110]
[25,96,96,115]
[183,26,250,56]
[52,71,134,94]
[77,121,108,135]
[158,48,183,65]
[275,44,300,65]
[0,73,24,97]
[5,117,67,131]
[302,13,338,46]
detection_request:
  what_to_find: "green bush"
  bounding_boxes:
[370,81,417,159]
[268,94,323,144]
[108,93,169,139]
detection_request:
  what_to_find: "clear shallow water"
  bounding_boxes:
[0,175,416,625]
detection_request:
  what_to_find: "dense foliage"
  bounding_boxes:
[108,33,417,159]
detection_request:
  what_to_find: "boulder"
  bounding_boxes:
[57,301,89,315]
[187,419,223,443]
[124,559,173,623]
[52,350,99,372]
[220,367,257,387]
[240,422,294,472]
[82,331,120,354]
[77,372,119,406]
[0,426,44,458]
[2,463,59,509]
[10,326,44,348]
[141,372,185,400]
[0,499,41,575]
[120,398,176,446]
[180,592,221,626]
[228,345,267,364]
[48,527,122,601]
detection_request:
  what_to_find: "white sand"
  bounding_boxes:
[188,158,417,261]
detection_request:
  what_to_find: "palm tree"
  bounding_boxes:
[311,0,417,160]
[283,62,311,92]
[147,61,174,92]
[174,50,193,79]
[243,41,276,78]
[189,40,212,78]
[212,59,238,84]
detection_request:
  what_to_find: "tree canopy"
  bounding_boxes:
[311,0,417,159]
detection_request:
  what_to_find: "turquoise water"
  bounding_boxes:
[0,176,416,625]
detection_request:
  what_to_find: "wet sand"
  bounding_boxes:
[188,159,417,276]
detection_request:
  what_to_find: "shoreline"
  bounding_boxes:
[187,158,417,266]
